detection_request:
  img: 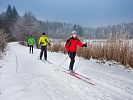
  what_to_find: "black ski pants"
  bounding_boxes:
[69,52,76,71]
[29,45,33,53]
[40,46,47,60]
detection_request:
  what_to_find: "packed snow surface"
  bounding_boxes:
[0,42,133,100]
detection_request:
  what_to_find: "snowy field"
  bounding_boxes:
[0,42,133,100]
[51,39,133,49]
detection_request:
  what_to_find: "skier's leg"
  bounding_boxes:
[44,46,47,60]
[32,45,33,53]
[69,52,76,72]
[39,46,44,60]
[72,52,76,72]
[29,46,31,53]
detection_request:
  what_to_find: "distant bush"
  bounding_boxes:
[48,41,65,53]
[48,39,133,69]
[19,41,27,46]
[0,29,7,59]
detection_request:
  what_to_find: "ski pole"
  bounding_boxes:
[55,56,68,71]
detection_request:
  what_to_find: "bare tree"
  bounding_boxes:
[0,29,7,59]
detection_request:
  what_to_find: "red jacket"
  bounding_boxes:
[65,37,83,52]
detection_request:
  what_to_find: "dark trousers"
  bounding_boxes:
[40,46,47,60]
[29,45,33,53]
[69,52,76,71]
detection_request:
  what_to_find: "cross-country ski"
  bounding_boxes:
[62,70,95,85]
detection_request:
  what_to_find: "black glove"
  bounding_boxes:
[40,42,44,45]
[83,43,87,47]
[48,43,51,46]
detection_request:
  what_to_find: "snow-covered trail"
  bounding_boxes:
[0,42,133,100]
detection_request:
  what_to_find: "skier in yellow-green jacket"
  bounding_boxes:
[38,32,50,60]
[27,35,35,53]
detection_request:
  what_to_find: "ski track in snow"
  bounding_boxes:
[0,42,133,100]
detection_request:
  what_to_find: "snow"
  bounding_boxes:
[0,42,133,100]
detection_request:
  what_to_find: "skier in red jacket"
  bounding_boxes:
[65,31,87,74]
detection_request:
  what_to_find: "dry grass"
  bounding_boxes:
[48,39,133,69]
[48,41,66,53]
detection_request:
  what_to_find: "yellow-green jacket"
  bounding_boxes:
[38,35,50,46]
[28,37,35,46]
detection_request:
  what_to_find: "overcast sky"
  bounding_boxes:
[0,0,133,27]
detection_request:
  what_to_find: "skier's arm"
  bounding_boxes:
[46,37,51,45]
[77,39,84,47]
[32,38,35,45]
[65,41,71,52]
[27,39,30,45]
[77,39,87,47]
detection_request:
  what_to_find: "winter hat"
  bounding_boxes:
[72,30,77,34]
[42,32,45,35]
[72,30,77,38]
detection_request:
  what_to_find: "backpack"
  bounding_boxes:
[65,37,72,48]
